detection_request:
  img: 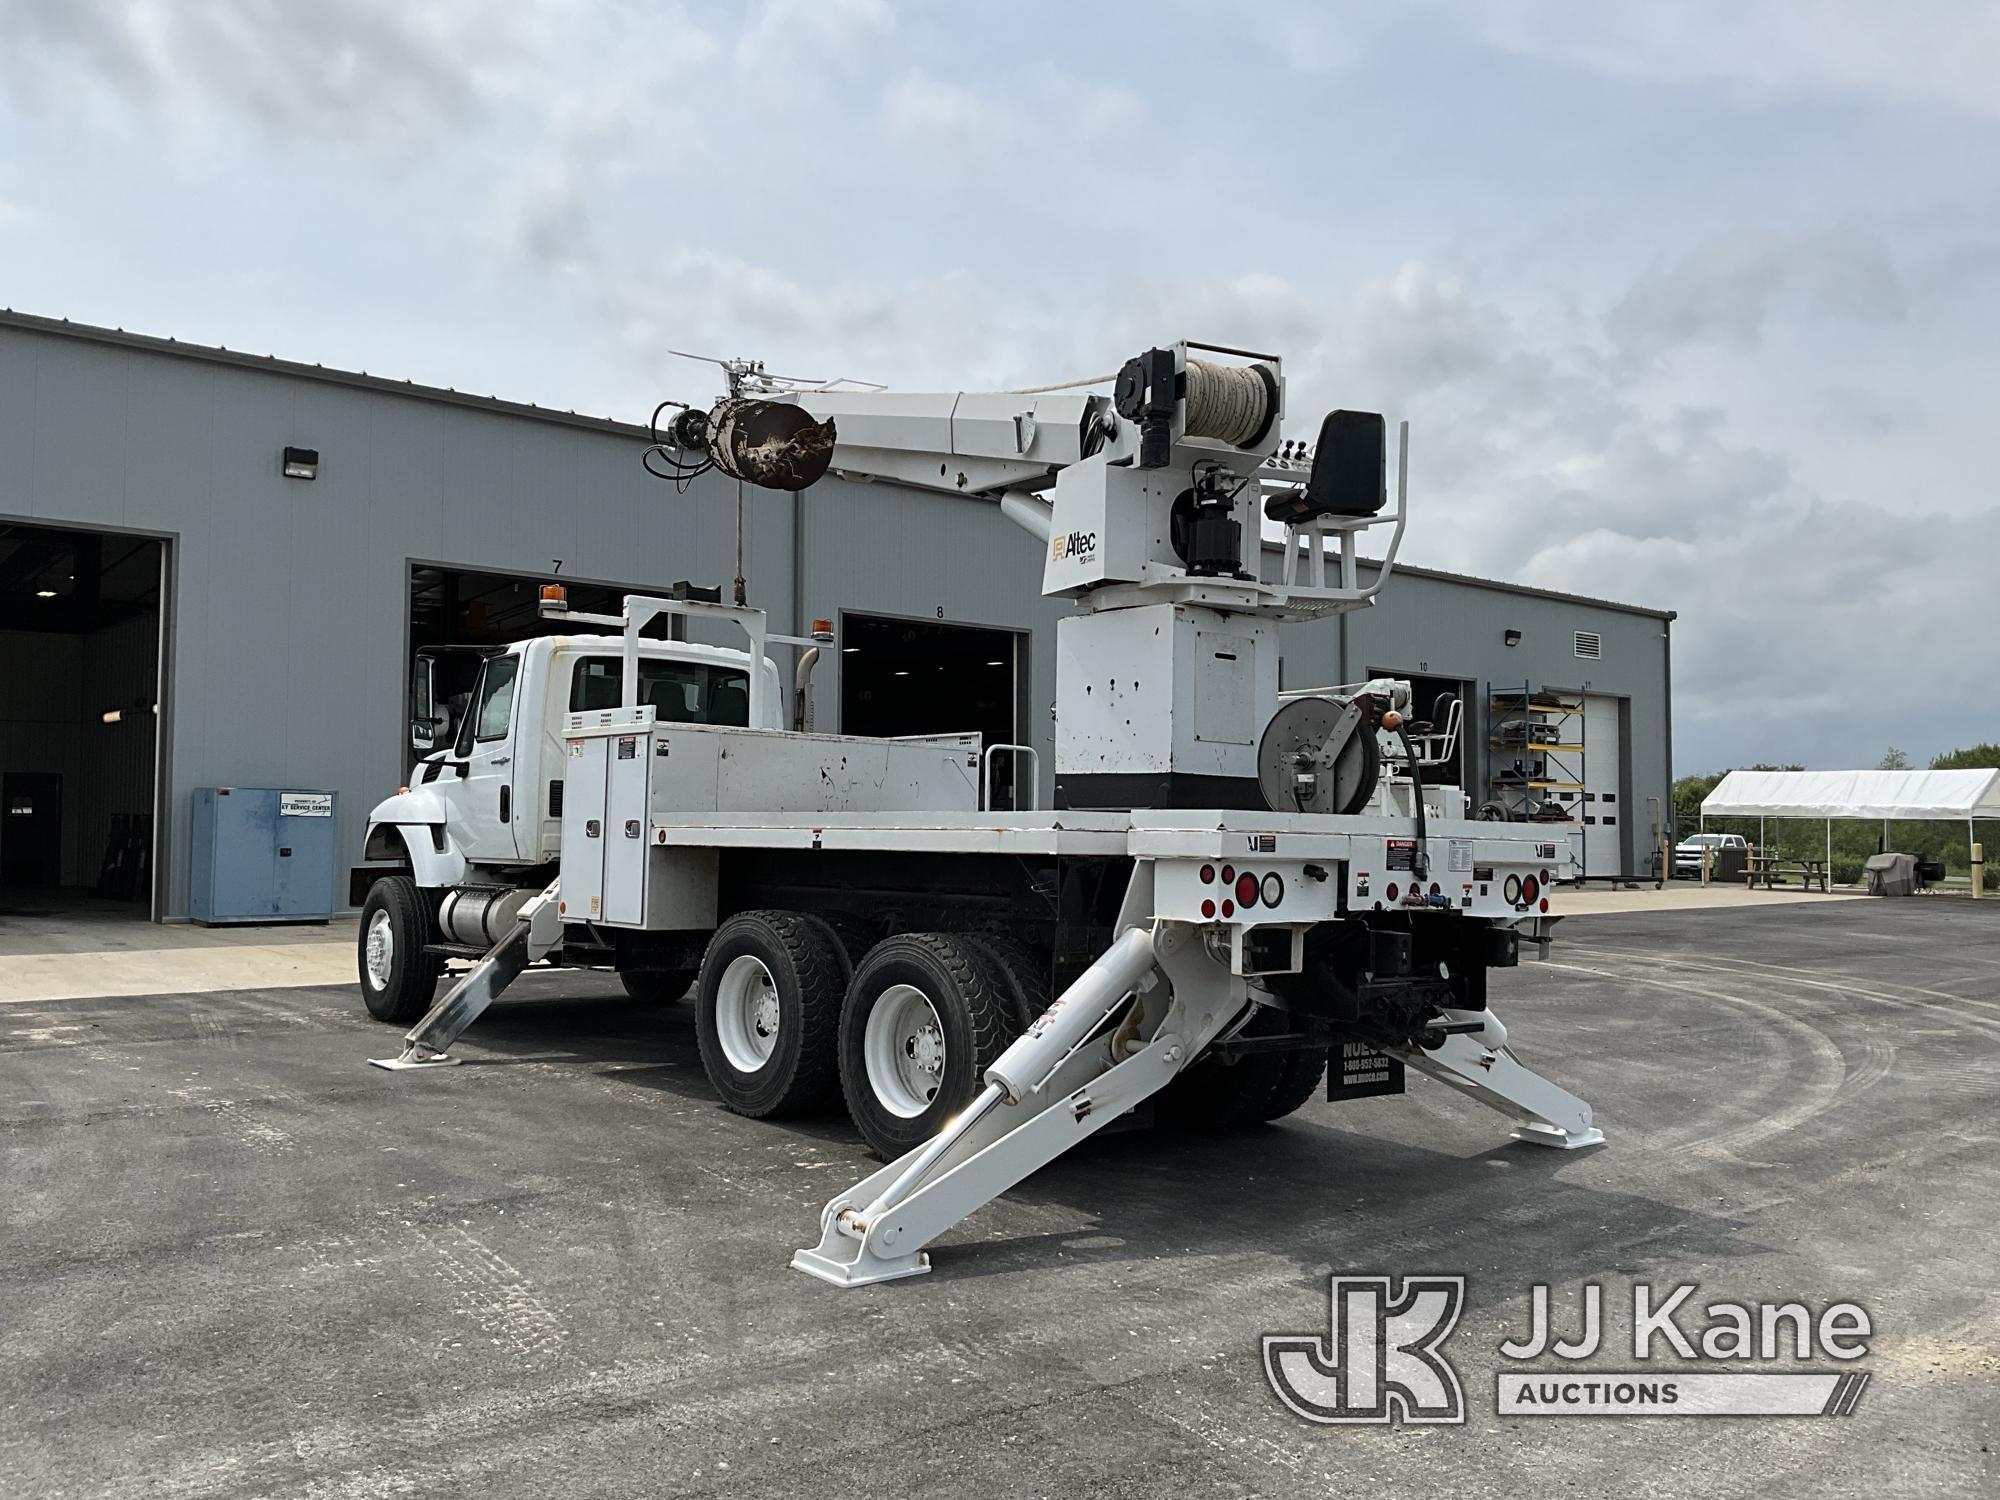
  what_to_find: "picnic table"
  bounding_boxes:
[1748,852,1830,892]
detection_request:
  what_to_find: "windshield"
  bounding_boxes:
[570,656,751,726]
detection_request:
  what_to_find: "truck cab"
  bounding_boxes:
[353,633,785,1020]
[365,633,783,886]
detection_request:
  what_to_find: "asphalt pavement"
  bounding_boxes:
[2,900,1995,1497]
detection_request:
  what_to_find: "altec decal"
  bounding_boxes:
[1051,530,1098,562]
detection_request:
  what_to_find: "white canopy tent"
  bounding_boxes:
[1701,768,2000,875]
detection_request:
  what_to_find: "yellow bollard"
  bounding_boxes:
[1975,842,1985,900]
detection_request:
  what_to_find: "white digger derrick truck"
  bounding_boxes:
[354,339,1602,1288]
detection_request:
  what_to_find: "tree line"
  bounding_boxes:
[1673,744,2000,886]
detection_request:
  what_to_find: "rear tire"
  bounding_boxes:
[620,968,697,1003]
[958,932,1050,1032]
[1158,1008,1326,1129]
[1257,1046,1329,1123]
[357,876,443,1024]
[807,910,881,979]
[695,911,844,1118]
[839,933,1016,1160]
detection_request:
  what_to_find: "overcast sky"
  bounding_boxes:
[2,1,1995,773]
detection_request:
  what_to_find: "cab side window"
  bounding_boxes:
[570,656,749,725]
[473,656,521,742]
[571,657,621,711]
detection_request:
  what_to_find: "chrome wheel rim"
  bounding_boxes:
[715,954,781,1074]
[865,982,947,1118]
[364,909,395,989]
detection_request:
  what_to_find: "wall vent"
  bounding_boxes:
[1573,630,1603,660]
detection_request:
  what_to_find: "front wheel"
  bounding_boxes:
[357,876,443,1023]
[838,933,1016,1160]
[619,968,697,1003]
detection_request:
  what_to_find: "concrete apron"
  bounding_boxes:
[0,914,355,1004]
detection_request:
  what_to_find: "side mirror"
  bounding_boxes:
[411,654,447,752]
[1264,410,1387,524]
[411,710,452,753]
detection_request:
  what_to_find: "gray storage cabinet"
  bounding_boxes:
[189,788,339,923]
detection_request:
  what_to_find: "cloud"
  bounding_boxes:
[882,66,1141,151]
[0,0,538,144]
[1608,227,1907,358]
[735,0,893,71]
[1432,1,2000,121]
[3,0,1994,776]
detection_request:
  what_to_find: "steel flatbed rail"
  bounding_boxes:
[645,808,1564,864]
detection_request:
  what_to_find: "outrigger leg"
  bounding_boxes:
[1391,1012,1604,1149]
[368,880,563,1070]
[793,921,1251,1287]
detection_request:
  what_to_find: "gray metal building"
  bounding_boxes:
[0,311,1674,921]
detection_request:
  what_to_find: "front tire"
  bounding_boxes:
[357,876,443,1024]
[839,933,1015,1160]
[695,911,844,1118]
[620,968,697,1003]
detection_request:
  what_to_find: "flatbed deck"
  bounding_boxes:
[646,808,1567,863]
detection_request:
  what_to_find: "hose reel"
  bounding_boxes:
[1256,696,1381,816]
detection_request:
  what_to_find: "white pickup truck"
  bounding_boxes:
[1673,831,1748,879]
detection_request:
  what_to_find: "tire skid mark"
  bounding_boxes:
[1585,945,2000,1030]
[166,1083,297,1154]
[410,1222,570,1363]
[1537,956,1805,1134]
[1837,1028,1898,1097]
[1540,958,1848,1161]
[186,1001,240,1051]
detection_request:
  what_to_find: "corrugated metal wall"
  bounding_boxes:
[0,320,1673,915]
[1275,564,1676,876]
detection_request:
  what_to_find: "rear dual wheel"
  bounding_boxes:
[1157,1008,1327,1128]
[838,932,1021,1160]
[694,910,846,1118]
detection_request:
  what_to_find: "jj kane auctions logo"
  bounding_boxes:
[1264,1276,1873,1423]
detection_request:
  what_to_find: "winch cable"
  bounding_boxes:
[1182,358,1274,447]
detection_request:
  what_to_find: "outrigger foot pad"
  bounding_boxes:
[367,1045,461,1071]
[1511,1121,1605,1149]
[790,1240,930,1288]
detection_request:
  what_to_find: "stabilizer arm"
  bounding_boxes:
[367,879,562,1071]
[793,922,1251,1287]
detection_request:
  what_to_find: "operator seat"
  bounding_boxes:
[707,679,751,727]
